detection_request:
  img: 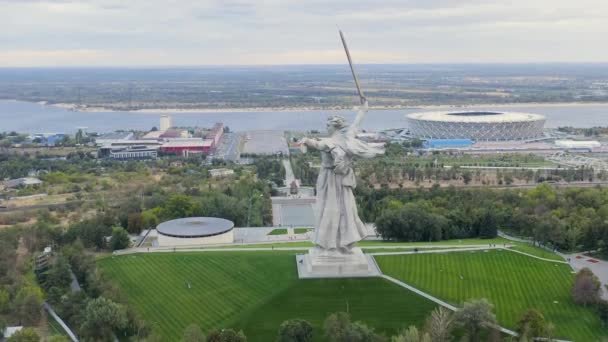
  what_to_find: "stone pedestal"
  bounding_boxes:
[296,247,382,279]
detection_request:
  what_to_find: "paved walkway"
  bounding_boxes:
[43,302,79,342]
[564,251,608,299]
[114,243,510,256]
[283,159,296,187]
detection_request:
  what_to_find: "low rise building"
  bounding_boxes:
[95,132,134,146]
[109,146,159,160]
[209,168,235,178]
[3,177,43,189]
[160,139,214,155]
[555,140,601,150]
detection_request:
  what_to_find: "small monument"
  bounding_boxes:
[296,31,384,278]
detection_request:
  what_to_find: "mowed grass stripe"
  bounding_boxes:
[234,278,438,341]
[99,252,442,341]
[375,250,605,341]
[98,252,298,340]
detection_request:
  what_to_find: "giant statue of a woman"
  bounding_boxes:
[300,101,384,257]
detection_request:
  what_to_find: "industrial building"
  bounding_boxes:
[109,146,158,160]
[407,111,545,141]
[156,217,234,246]
[95,132,135,146]
[29,133,66,146]
[160,139,214,155]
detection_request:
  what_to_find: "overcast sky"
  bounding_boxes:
[1,0,607,66]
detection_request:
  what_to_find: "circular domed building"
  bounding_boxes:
[156,217,234,246]
[406,111,545,141]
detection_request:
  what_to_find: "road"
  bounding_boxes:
[214,132,241,161]
[283,159,296,186]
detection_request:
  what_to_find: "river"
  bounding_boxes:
[0,100,607,133]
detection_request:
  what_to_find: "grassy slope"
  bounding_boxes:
[235,278,437,341]
[376,250,604,341]
[268,228,288,235]
[508,244,565,261]
[98,252,437,341]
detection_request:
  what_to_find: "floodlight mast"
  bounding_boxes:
[339,30,366,105]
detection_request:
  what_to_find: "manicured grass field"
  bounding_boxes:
[268,228,288,235]
[98,252,437,341]
[509,244,565,261]
[376,250,605,341]
[235,278,437,340]
[294,228,313,234]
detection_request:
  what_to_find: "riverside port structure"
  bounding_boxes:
[407,111,546,141]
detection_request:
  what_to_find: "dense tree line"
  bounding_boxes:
[252,156,286,187]
[360,184,608,253]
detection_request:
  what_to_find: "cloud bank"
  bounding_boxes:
[1,0,607,66]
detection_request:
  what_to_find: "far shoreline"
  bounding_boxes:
[38,100,608,114]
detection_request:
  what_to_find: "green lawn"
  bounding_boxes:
[508,244,565,261]
[358,237,510,247]
[376,250,605,341]
[294,228,313,234]
[268,228,288,235]
[98,252,437,341]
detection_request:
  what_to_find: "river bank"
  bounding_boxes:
[47,100,608,114]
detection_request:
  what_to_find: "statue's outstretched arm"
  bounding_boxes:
[300,137,328,152]
[347,100,368,136]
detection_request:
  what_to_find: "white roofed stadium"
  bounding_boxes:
[406,111,546,141]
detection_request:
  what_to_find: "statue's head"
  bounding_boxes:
[326,115,347,134]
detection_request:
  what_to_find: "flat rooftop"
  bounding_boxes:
[156,217,234,238]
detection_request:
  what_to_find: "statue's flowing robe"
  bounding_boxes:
[309,131,384,250]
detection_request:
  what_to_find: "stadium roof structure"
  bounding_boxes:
[156,217,234,238]
[407,111,544,123]
[406,111,546,141]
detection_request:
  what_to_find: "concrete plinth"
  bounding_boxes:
[296,247,382,279]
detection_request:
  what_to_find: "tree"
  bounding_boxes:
[323,312,384,342]
[597,300,608,327]
[424,307,453,342]
[572,268,602,306]
[206,329,247,342]
[163,194,195,219]
[516,309,545,340]
[81,297,128,340]
[6,328,40,342]
[454,299,497,342]
[44,256,72,291]
[48,336,70,342]
[277,319,313,342]
[375,204,448,242]
[0,288,9,313]
[14,286,44,325]
[462,171,472,185]
[127,213,144,234]
[391,326,430,342]
[183,324,206,342]
[110,226,130,251]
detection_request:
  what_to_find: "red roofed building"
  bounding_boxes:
[160,139,214,155]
